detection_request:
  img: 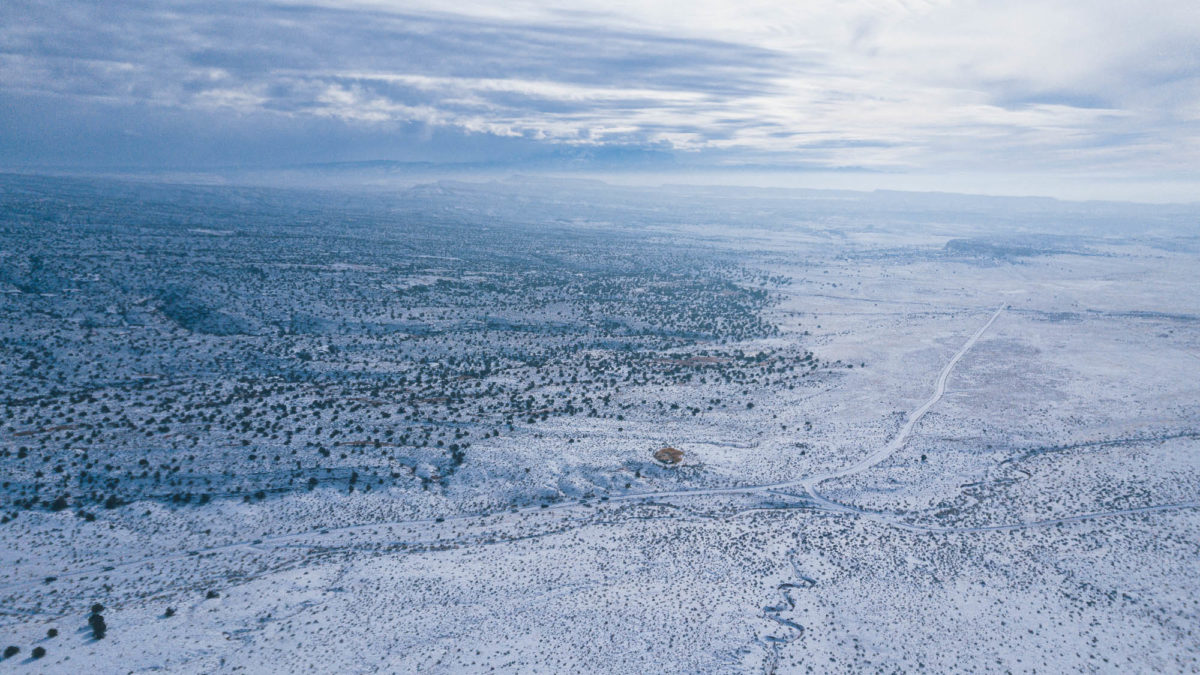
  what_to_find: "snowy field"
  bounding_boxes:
[1,175,1198,672]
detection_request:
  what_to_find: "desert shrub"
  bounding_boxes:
[89,612,107,639]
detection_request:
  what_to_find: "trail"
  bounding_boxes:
[795,304,1006,491]
[582,306,1003,506]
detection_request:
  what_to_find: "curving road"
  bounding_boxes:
[814,304,1006,485]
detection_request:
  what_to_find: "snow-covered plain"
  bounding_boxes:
[1,175,1198,672]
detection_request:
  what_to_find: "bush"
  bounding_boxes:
[32,646,46,659]
[46,628,58,638]
[88,612,107,639]
[3,646,18,659]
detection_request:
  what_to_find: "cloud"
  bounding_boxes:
[1,0,1197,182]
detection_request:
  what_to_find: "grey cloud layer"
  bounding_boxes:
[1,0,1197,175]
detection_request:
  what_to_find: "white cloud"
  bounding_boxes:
[2,0,1198,180]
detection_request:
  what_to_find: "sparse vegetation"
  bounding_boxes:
[0,176,1197,672]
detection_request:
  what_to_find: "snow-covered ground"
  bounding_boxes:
[1,176,1198,672]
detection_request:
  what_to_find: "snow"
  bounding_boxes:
[1,176,1198,672]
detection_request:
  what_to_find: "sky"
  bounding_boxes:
[2,0,1198,200]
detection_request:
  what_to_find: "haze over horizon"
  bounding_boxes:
[3,1,1198,202]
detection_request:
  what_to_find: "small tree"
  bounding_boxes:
[2,646,18,659]
[32,646,46,659]
[89,612,106,639]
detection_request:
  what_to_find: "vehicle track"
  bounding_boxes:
[792,304,1006,494]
